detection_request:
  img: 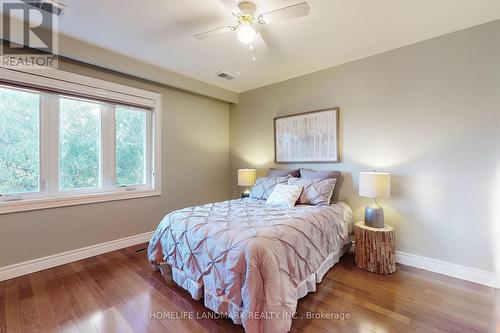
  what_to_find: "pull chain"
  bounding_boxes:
[236,37,241,77]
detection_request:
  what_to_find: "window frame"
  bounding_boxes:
[0,68,162,214]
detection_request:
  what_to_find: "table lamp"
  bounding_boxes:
[359,172,391,228]
[238,169,256,198]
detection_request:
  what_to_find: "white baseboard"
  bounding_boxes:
[2,235,498,289]
[0,231,154,282]
[396,251,500,289]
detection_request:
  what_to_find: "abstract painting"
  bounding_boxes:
[274,108,339,163]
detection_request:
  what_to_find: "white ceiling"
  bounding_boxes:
[9,0,500,92]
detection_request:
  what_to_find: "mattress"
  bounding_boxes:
[148,198,352,333]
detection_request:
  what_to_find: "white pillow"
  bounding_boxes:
[266,184,303,208]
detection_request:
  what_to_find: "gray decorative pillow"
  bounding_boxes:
[250,176,289,200]
[268,168,300,178]
[300,168,341,180]
[288,177,337,206]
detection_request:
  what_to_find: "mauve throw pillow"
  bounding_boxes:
[300,168,341,180]
[288,177,336,206]
[268,168,300,178]
[250,176,289,200]
[300,169,341,203]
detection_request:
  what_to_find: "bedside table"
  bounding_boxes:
[354,221,396,274]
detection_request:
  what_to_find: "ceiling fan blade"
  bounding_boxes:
[194,26,234,40]
[219,0,240,13]
[253,31,269,52]
[258,2,310,24]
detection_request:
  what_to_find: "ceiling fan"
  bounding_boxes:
[194,1,310,48]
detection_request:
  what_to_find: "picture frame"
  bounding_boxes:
[274,107,340,163]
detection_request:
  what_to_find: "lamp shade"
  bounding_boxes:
[359,172,391,198]
[238,169,257,187]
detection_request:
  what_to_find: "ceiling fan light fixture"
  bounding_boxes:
[237,24,256,44]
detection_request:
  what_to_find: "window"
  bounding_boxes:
[0,69,161,214]
[59,97,102,190]
[115,107,147,186]
[0,86,40,195]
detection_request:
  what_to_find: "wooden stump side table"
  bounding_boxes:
[354,221,396,274]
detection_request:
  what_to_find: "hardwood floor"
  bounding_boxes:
[0,243,498,333]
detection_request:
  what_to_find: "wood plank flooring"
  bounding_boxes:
[0,243,498,333]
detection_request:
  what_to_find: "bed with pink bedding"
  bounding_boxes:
[147,198,352,333]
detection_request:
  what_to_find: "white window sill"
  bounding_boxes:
[0,189,161,215]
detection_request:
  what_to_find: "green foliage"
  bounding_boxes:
[0,87,39,194]
[59,98,101,190]
[116,107,146,186]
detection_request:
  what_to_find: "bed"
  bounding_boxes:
[147,197,352,333]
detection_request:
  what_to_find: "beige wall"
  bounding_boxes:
[0,58,230,267]
[230,20,500,273]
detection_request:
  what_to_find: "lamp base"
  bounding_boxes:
[364,199,384,228]
[241,189,251,198]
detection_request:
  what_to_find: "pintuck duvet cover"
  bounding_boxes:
[148,198,352,333]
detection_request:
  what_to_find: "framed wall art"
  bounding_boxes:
[274,108,339,163]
